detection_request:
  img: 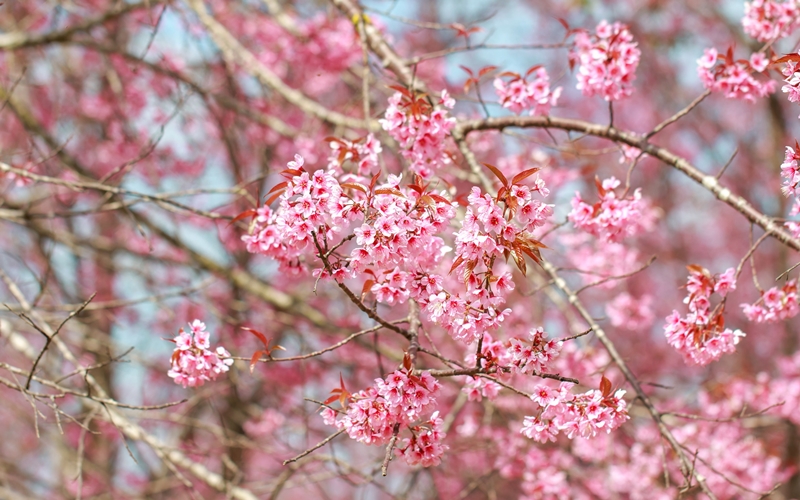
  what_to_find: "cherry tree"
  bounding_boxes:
[2,0,800,498]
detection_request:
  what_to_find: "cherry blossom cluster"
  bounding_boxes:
[326,134,382,177]
[777,142,800,237]
[781,56,800,110]
[742,0,800,42]
[396,411,448,467]
[568,177,655,242]
[507,327,563,375]
[781,143,800,196]
[168,320,233,388]
[741,279,800,322]
[461,332,509,401]
[242,155,350,273]
[663,267,745,365]
[380,89,456,178]
[347,176,455,284]
[426,182,551,343]
[321,369,447,466]
[697,48,775,102]
[460,328,562,401]
[493,67,562,116]
[521,382,629,442]
[570,20,641,101]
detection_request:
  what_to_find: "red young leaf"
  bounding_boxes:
[449,255,466,275]
[484,163,509,187]
[340,182,368,194]
[242,327,269,349]
[264,189,286,206]
[600,375,612,398]
[511,247,527,276]
[374,187,405,197]
[250,350,264,373]
[361,279,375,299]
[594,176,607,197]
[511,167,541,185]
[459,65,475,77]
[524,64,543,78]
[227,208,257,227]
[267,181,289,195]
[280,168,302,178]
[478,65,498,77]
[388,85,413,98]
[427,193,452,205]
[497,71,521,79]
[775,54,800,64]
[369,172,381,191]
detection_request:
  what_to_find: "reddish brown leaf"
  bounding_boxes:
[340,182,368,194]
[280,168,302,178]
[524,65,543,78]
[227,208,257,227]
[250,350,264,373]
[484,163,509,187]
[369,172,380,191]
[374,187,404,197]
[428,193,451,205]
[448,255,466,275]
[267,181,289,194]
[361,279,375,300]
[600,375,612,397]
[459,65,475,77]
[388,85,412,98]
[478,65,498,77]
[776,54,800,64]
[264,189,286,206]
[512,248,527,276]
[594,175,607,197]
[511,167,541,185]
[242,327,269,349]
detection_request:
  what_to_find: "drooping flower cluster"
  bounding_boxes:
[521,381,629,442]
[493,67,562,116]
[741,279,800,322]
[321,368,448,467]
[742,0,800,42]
[663,266,745,365]
[326,134,382,177]
[568,177,654,242]
[570,20,641,101]
[697,48,775,102]
[168,320,233,388]
[380,89,456,178]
